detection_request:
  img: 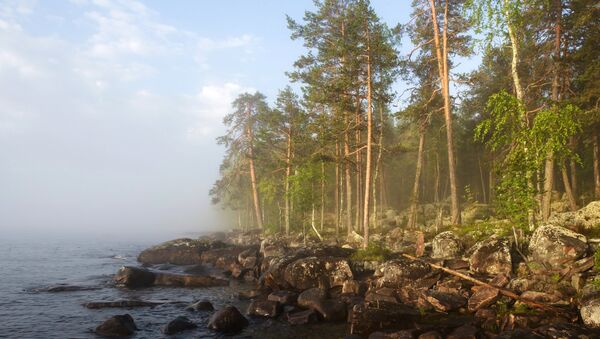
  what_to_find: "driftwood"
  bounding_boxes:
[401,253,564,313]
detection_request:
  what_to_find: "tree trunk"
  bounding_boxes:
[372,105,385,232]
[284,129,292,235]
[335,142,340,238]
[345,121,353,236]
[247,111,263,230]
[542,0,562,221]
[561,164,577,211]
[407,130,426,229]
[570,137,578,200]
[321,161,325,232]
[594,130,600,199]
[362,31,373,248]
[429,0,460,224]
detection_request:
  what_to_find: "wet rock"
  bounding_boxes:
[35,284,100,292]
[297,287,328,309]
[114,266,155,288]
[207,306,249,333]
[284,256,353,290]
[153,272,228,288]
[446,324,477,339]
[418,331,442,339]
[238,289,263,300]
[374,258,433,288]
[186,300,214,311]
[469,236,512,276]
[84,300,161,309]
[424,291,467,312]
[163,316,197,335]
[138,238,224,265]
[287,309,318,325]
[468,287,499,312]
[201,246,247,269]
[312,299,347,322]
[528,224,588,270]
[349,301,418,336]
[246,299,281,318]
[95,314,138,337]
[431,231,463,259]
[268,290,298,305]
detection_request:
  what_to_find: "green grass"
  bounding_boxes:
[350,243,392,261]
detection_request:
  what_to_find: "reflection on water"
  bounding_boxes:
[0,239,345,338]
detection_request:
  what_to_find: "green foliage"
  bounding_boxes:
[594,248,600,271]
[350,242,391,262]
[451,220,511,244]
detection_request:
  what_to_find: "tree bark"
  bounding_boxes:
[429,0,461,224]
[372,105,385,232]
[345,118,353,236]
[561,164,577,211]
[284,127,293,235]
[335,142,340,238]
[321,161,325,231]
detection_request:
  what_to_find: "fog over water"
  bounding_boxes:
[0,0,411,241]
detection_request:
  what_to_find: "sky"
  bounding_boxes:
[0,0,473,240]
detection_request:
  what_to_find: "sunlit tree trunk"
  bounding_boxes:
[407,129,426,229]
[362,29,373,248]
[344,116,353,236]
[594,131,600,199]
[320,161,325,231]
[335,142,341,238]
[246,106,263,230]
[284,127,293,235]
[429,0,461,224]
[561,163,577,211]
[372,106,384,232]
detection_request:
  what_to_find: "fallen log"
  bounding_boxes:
[401,253,564,314]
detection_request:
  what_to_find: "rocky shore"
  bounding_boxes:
[97,201,600,338]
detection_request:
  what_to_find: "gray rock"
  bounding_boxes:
[580,297,600,328]
[431,231,463,259]
[114,266,155,288]
[268,290,298,305]
[548,201,600,231]
[469,236,512,276]
[95,314,137,337]
[424,291,467,312]
[186,300,214,311]
[297,287,328,309]
[246,299,281,318]
[138,238,224,265]
[284,256,353,290]
[528,224,588,270]
[312,299,347,322]
[374,258,433,288]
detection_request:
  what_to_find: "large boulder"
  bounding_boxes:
[95,314,137,337]
[469,236,512,276]
[284,256,353,290]
[528,225,588,270]
[431,231,463,259]
[138,238,225,265]
[260,236,289,258]
[549,201,600,231]
[207,306,249,333]
[114,266,228,288]
[297,287,328,309]
[373,258,434,288]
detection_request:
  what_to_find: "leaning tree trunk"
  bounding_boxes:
[561,163,577,211]
[429,0,461,224]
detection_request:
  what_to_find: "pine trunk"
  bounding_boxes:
[247,115,263,230]
[594,131,600,199]
[561,164,577,211]
[407,130,426,229]
[362,33,373,248]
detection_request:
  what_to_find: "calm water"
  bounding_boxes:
[0,238,346,339]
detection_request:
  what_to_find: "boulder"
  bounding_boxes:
[374,258,435,288]
[447,324,478,339]
[548,200,600,231]
[162,316,197,335]
[342,280,362,295]
[349,301,418,336]
[114,266,155,288]
[95,314,137,337]
[238,247,259,269]
[580,297,600,328]
[418,331,442,339]
[469,236,512,276]
[298,287,328,309]
[287,309,318,325]
[369,330,415,339]
[153,272,228,288]
[284,256,353,290]
[186,300,214,311]
[431,231,463,259]
[260,236,288,258]
[365,287,399,304]
[246,299,281,318]
[207,306,249,333]
[468,287,499,312]
[268,290,298,305]
[138,238,224,265]
[528,225,588,270]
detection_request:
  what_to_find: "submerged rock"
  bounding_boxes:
[431,231,463,259]
[207,306,249,333]
[469,236,512,276]
[84,300,162,309]
[528,224,588,270]
[163,316,197,335]
[186,300,214,311]
[95,314,138,337]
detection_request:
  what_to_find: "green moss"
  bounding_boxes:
[351,243,391,262]
[595,248,600,271]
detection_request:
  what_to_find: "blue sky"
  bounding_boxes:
[0,0,475,240]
